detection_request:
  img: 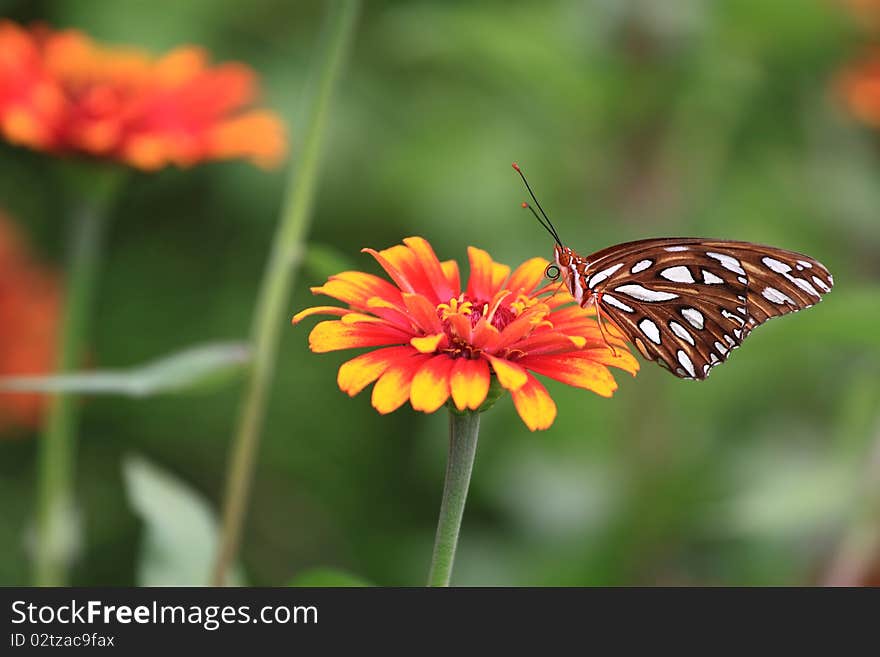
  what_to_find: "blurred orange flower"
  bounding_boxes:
[837,47,880,127]
[293,238,638,431]
[0,210,61,434]
[0,20,286,170]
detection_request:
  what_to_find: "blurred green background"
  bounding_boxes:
[1,0,879,586]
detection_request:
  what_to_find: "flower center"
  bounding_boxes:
[434,293,545,358]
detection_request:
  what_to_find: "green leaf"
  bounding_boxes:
[123,454,245,586]
[287,567,372,587]
[0,342,251,397]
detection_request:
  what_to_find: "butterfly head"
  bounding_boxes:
[546,243,570,281]
[549,244,585,299]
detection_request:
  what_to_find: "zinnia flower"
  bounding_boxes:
[0,20,285,170]
[0,210,61,434]
[293,237,638,430]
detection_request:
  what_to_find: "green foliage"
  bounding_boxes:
[0,343,251,397]
[124,455,245,586]
[288,568,371,587]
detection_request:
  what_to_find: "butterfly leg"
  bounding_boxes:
[593,292,619,357]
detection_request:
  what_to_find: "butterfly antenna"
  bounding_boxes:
[520,201,561,247]
[512,162,563,247]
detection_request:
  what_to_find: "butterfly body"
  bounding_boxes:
[551,238,833,380]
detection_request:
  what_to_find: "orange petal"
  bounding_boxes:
[337,346,413,396]
[402,293,443,333]
[581,346,640,376]
[446,313,473,343]
[292,305,349,324]
[506,257,549,295]
[403,237,457,302]
[519,352,619,397]
[491,304,551,352]
[208,110,287,170]
[541,287,578,308]
[547,305,595,324]
[450,358,491,411]
[411,333,445,353]
[372,354,431,414]
[364,295,415,330]
[514,330,588,355]
[466,246,509,300]
[484,354,528,391]
[470,318,500,350]
[312,271,402,309]
[410,354,455,413]
[308,320,408,353]
[340,312,395,325]
[484,289,513,324]
[440,259,461,293]
[363,244,432,298]
[510,374,557,431]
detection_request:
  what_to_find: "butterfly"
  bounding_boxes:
[512,163,834,380]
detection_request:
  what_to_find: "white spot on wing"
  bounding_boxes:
[681,307,704,329]
[631,259,653,274]
[721,309,745,326]
[714,341,727,356]
[587,263,624,289]
[792,277,820,297]
[701,270,724,285]
[706,252,746,275]
[812,276,830,293]
[615,284,679,302]
[762,257,791,273]
[763,256,822,298]
[677,350,696,377]
[737,276,748,285]
[602,294,634,313]
[638,318,662,344]
[669,321,695,345]
[762,287,794,305]
[797,260,813,269]
[660,266,695,283]
[665,246,689,252]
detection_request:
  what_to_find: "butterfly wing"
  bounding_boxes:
[582,239,834,379]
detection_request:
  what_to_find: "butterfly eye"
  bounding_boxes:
[544,264,561,280]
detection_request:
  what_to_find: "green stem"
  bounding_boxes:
[427,410,481,587]
[211,0,360,587]
[33,167,121,586]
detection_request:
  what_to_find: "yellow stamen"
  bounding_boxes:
[437,296,474,321]
[510,293,539,316]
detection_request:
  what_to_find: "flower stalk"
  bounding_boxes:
[33,165,124,586]
[211,0,360,586]
[427,409,481,587]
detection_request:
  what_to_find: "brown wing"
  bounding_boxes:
[581,239,833,380]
